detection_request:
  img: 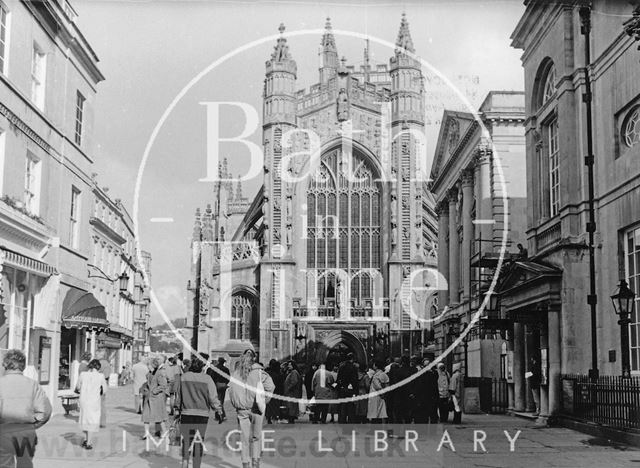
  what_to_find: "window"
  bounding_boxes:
[75,91,85,145]
[69,187,81,248]
[230,293,257,340]
[548,118,559,217]
[625,226,640,374]
[24,152,41,215]
[0,3,8,74]
[542,65,556,104]
[623,107,640,148]
[306,148,381,304]
[30,43,46,110]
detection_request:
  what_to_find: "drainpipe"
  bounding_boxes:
[579,3,599,380]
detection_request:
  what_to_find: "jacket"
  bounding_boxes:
[175,371,221,417]
[229,364,275,411]
[0,370,52,428]
[449,363,463,399]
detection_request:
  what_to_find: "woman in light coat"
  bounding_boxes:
[76,359,107,450]
[367,359,389,423]
[141,356,169,438]
[449,362,464,424]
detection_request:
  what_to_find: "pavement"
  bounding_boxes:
[28,384,640,468]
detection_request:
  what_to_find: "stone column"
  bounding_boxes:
[461,169,474,301]
[538,319,549,424]
[476,147,493,248]
[513,321,526,411]
[436,201,450,309]
[548,305,561,416]
[448,187,460,304]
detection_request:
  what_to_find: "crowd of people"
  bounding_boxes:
[0,346,465,468]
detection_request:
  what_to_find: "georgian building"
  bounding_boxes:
[0,0,104,405]
[429,92,527,376]
[507,1,640,423]
[189,16,438,368]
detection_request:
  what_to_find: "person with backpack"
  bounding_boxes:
[229,349,275,468]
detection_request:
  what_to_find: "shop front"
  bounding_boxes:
[59,287,109,390]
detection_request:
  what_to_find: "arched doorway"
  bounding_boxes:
[314,330,368,369]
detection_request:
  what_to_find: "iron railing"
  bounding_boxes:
[561,374,640,430]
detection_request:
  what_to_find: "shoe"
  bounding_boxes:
[81,440,87,448]
[252,458,260,468]
[85,444,93,450]
[242,463,251,468]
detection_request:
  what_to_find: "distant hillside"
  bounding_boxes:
[152,317,188,331]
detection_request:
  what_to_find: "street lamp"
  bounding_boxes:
[119,272,130,292]
[611,279,636,378]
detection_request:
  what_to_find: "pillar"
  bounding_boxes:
[476,148,493,248]
[461,170,474,301]
[90,330,96,357]
[448,187,460,304]
[538,319,549,424]
[437,201,449,309]
[548,305,561,416]
[513,321,526,411]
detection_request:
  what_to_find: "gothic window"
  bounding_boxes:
[306,148,381,304]
[230,292,258,341]
[623,107,640,148]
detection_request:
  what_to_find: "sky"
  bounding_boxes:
[74,0,526,326]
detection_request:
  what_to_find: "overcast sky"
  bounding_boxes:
[75,0,525,326]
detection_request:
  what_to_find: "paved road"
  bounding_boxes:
[29,385,640,468]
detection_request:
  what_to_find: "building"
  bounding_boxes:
[0,0,150,411]
[429,91,527,378]
[507,1,640,423]
[133,250,152,363]
[189,16,438,369]
[0,0,105,404]
[88,182,151,375]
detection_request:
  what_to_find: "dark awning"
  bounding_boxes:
[61,288,109,330]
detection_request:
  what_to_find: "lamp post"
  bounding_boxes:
[611,280,636,378]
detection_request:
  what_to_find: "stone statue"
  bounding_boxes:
[337,88,349,122]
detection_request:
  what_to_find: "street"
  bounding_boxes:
[30,385,640,468]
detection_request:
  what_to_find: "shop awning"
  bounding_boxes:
[61,288,110,330]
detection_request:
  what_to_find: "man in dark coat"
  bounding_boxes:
[415,357,439,423]
[385,357,401,423]
[209,357,230,419]
[336,353,358,423]
[394,355,417,423]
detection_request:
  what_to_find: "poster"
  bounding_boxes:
[541,348,548,385]
[38,336,51,385]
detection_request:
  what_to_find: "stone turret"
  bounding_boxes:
[319,18,339,84]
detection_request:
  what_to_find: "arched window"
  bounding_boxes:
[542,64,556,105]
[306,148,381,304]
[230,292,258,341]
[623,106,640,148]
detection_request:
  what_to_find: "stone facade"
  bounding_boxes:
[429,91,527,377]
[507,1,640,423]
[190,15,438,368]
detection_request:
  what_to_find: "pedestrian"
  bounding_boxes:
[97,351,111,428]
[76,358,107,450]
[386,357,401,423]
[449,362,464,424]
[0,349,52,467]
[367,359,389,423]
[311,363,335,424]
[527,357,541,416]
[164,357,180,415]
[119,362,132,385]
[132,357,148,414]
[141,356,169,439]
[436,363,451,423]
[265,359,283,424]
[283,361,302,423]
[327,364,339,423]
[354,363,370,423]
[174,356,223,468]
[304,363,317,422]
[212,357,230,419]
[229,349,275,468]
[336,353,358,423]
[395,355,417,423]
[415,357,439,423]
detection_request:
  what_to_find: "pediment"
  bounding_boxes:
[497,260,562,295]
[430,110,476,181]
